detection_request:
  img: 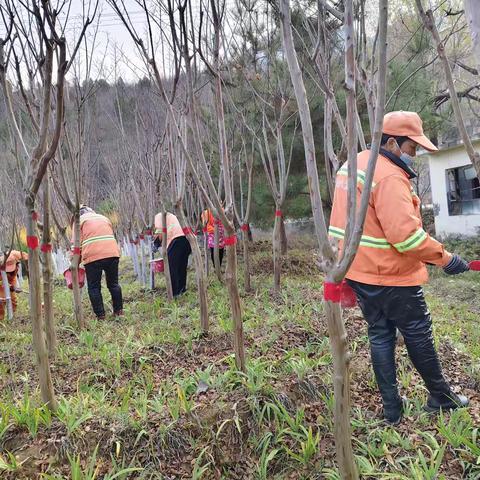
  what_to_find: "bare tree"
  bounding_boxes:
[108,0,247,371]
[416,0,480,178]
[279,0,389,477]
[0,0,96,409]
[167,119,209,333]
[465,0,480,73]
[232,134,255,292]
[52,21,104,331]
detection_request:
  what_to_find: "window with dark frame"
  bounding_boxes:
[446,165,480,215]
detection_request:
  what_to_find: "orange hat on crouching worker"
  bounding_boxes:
[382,111,438,152]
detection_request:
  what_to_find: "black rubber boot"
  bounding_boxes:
[384,396,407,425]
[424,392,469,413]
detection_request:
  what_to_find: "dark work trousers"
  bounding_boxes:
[210,247,225,267]
[168,236,192,297]
[347,280,453,414]
[85,257,123,317]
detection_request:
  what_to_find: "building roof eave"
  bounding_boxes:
[418,138,480,158]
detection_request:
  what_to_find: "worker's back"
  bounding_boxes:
[79,212,120,265]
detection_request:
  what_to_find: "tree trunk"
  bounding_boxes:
[25,198,58,411]
[324,297,357,480]
[225,230,246,372]
[147,233,155,289]
[324,97,336,201]
[465,0,480,73]
[213,219,222,281]
[279,214,288,255]
[41,179,57,356]
[140,237,147,288]
[130,241,140,280]
[273,210,282,292]
[175,205,209,334]
[71,213,84,329]
[242,228,252,292]
[162,212,174,300]
[279,0,358,477]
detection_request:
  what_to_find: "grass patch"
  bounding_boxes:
[0,242,478,479]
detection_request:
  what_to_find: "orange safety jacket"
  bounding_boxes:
[329,150,452,286]
[154,212,185,249]
[73,212,120,265]
[0,250,28,273]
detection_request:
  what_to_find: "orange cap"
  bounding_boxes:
[382,111,438,152]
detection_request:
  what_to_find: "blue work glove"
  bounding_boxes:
[443,254,470,275]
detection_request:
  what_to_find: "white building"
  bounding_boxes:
[421,134,480,237]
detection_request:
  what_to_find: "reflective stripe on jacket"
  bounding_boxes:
[74,212,120,265]
[154,213,184,249]
[329,150,452,286]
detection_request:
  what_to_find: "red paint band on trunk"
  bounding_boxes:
[72,247,81,255]
[182,227,193,235]
[40,243,53,253]
[162,227,167,234]
[469,260,480,271]
[224,235,237,246]
[27,236,39,250]
[241,224,249,232]
[31,211,39,221]
[139,235,145,240]
[145,229,152,236]
[275,210,282,217]
[323,282,342,303]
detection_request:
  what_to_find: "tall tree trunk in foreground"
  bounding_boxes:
[280,0,389,477]
[42,178,57,356]
[210,0,246,371]
[26,200,58,410]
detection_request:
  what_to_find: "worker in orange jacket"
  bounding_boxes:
[329,111,469,424]
[73,206,123,319]
[201,208,225,266]
[153,212,192,297]
[0,249,28,320]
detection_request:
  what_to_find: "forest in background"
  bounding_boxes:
[1,0,478,234]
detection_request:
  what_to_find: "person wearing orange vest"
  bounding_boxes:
[154,212,191,297]
[73,206,123,319]
[329,111,469,425]
[0,249,28,320]
[201,208,225,266]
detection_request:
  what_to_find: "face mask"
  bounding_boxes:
[400,152,414,166]
[395,141,414,166]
